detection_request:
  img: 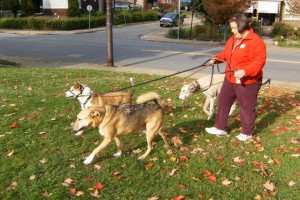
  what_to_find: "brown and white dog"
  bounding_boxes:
[65,78,135,110]
[71,91,169,165]
[65,78,135,136]
[179,74,236,120]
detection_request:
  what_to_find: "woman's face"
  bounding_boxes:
[230,21,242,39]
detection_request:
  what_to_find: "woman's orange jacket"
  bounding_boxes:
[214,28,266,85]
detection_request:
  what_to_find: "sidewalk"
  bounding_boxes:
[1,20,300,89]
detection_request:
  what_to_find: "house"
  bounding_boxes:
[246,0,300,26]
[31,0,146,16]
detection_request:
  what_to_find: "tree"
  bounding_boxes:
[286,0,300,15]
[1,0,19,18]
[67,0,81,17]
[197,0,254,38]
[20,0,34,15]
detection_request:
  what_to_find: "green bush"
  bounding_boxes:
[67,0,81,17]
[272,22,297,38]
[167,28,187,39]
[250,19,262,35]
[0,10,156,30]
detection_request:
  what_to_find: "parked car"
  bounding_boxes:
[159,12,184,27]
[157,11,165,20]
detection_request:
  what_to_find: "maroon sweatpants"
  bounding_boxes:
[214,78,262,136]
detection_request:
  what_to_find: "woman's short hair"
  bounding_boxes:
[229,13,250,33]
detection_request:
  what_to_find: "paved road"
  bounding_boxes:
[0,20,299,88]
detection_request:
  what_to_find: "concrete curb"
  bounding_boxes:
[60,63,300,89]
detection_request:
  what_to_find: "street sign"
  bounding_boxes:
[87,5,92,29]
[181,0,191,2]
[87,5,92,11]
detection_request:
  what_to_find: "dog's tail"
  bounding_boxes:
[129,77,135,94]
[136,92,163,107]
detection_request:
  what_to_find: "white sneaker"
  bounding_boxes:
[205,127,227,136]
[236,133,253,141]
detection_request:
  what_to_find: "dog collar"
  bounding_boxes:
[191,81,201,93]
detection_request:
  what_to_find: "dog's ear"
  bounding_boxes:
[90,110,100,117]
[74,83,83,90]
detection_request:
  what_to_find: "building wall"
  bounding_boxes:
[43,0,68,9]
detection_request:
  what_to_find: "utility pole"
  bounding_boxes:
[106,0,114,67]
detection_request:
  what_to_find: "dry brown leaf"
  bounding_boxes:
[169,169,178,176]
[222,179,232,186]
[263,181,276,192]
[94,164,102,170]
[172,136,182,147]
[75,191,85,196]
[62,178,73,186]
[90,189,100,198]
[254,195,262,200]
[6,150,14,157]
[42,191,52,197]
[132,148,143,154]
[39,158,47,164]
[6,182,17,190]
[288,180,296,187]
[148,196,159,200]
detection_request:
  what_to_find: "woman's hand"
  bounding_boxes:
[209,58,216,65]
[234,69,245,79]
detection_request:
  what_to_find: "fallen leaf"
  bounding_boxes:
[178,184,185,189]
[39,158,47,163]
[180,156,189,164]
[6,182,17,190]
[6,150,14,157]
[203,170,212,177]
[92,182,105,190]
[178,127,188,133]
[91,189,100,198]
[254,195,262,200]
[144,163,154,169]
[207,175,217,183]
[148,196,159,200]
[171,195,186,200]
[30,175,36,180]
[132,148,142,154]
[222,179,232,186]
[69,188,76,195]
[169,169,178,176]
[85,177,94,182]
[62,178,73,186]
[94,164,102,170]
[288,180,296,187]
[9,122,19,128]
[42,191,52,197]
[75,191,84,196]
[263,181,276,192]
[172,136,182,147]
[113,170,121,176]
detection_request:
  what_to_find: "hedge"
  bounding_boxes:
[0,10,157,30]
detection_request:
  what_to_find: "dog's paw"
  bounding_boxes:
[75,130,83,136]
[113,151,122,157]
[83,155,94,165]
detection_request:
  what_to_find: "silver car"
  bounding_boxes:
[160,12,184,27]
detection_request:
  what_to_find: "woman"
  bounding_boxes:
[205,13,266,141]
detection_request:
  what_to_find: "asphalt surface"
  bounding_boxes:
[1,20,300,89]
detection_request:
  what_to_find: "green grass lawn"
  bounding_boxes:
[0,68,299,199]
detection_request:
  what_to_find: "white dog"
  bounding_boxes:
[179,74,236,120]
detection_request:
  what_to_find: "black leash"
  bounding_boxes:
[108,59,212,93]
